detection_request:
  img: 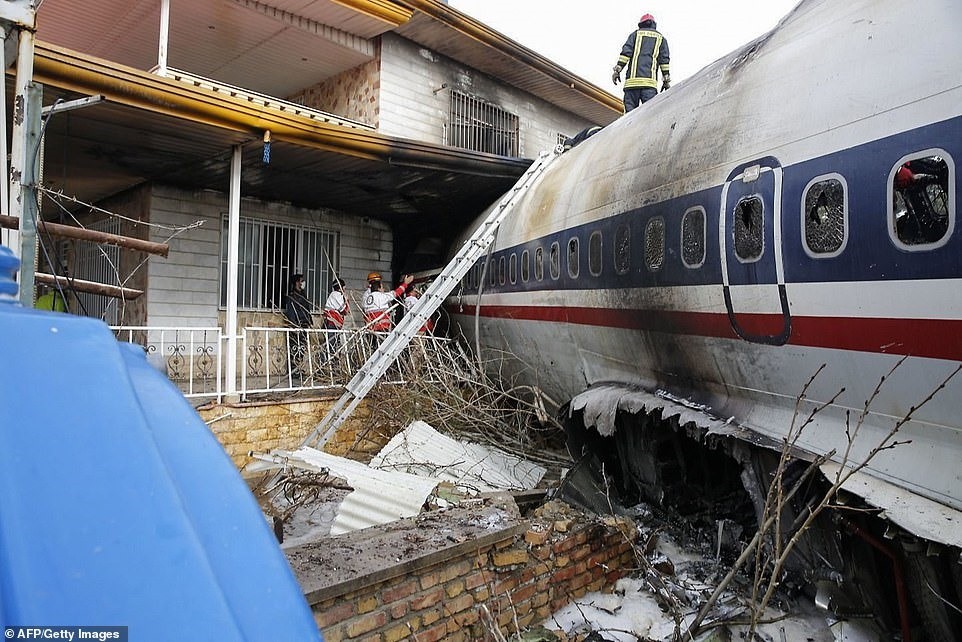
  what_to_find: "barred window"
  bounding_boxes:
[449,91,519,156]
[220,217,337,311]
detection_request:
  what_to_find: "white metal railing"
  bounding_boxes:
[111,326,223,402]
[241,327,451,399]
[110,325,451,402]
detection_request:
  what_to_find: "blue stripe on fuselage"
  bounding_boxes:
[466,116,961,294]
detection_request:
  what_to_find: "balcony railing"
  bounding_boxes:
[111,326,223,402]
[111,325,452,403]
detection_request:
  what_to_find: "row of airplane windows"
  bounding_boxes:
[462,150,953,290]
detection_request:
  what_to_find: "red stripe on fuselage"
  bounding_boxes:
[454,305,962,362]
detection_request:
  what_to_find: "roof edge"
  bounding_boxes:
[31,42,530,178]
[333,0,414,27]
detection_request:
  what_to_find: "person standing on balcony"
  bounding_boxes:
[403,285,434,334]
[363,272,414,333]
[322,278,349,357]
[283,273,314,378]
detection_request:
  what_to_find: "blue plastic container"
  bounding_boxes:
[0,245,322,641]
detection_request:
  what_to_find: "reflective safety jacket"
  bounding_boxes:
[616,28,670,90]
[363,284,407,331]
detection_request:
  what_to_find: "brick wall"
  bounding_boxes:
[304,507,636,641]
[198,396,388,468]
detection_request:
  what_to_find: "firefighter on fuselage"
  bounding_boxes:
[611,13,671,113]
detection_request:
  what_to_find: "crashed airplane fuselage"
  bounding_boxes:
[449,0,962,550]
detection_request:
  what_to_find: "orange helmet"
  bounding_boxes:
[367,272,382,282]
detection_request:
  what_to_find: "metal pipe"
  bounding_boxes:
[0,214,170,257]
[225,145,242,396]
[35,272,143,299]
[8,27,36,261]
[839,517,912,642]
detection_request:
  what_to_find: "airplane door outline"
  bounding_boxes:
[719,157,792,345]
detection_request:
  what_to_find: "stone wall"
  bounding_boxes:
[197,396,387,469]
[292,500,637,642]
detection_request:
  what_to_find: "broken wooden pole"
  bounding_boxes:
[0,214,169,257]
[35,272,143,299]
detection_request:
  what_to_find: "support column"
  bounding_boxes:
[157,0,170,75]
[7,25,35,260]
[16,81,41,307]
[225,145,242,397]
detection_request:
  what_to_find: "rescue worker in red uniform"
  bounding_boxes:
[362,272,414,332]
[612,13,671,113]
[322,279,349,330]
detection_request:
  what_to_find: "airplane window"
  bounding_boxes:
[645,217,665,271]
[567,237,580,278]
[614,223,630,274]
[588,231,603,276]
[803,176,847,256]
[890,152,954,248]
[682,207,706,268]
[509,253,517,284]
[550,242,561,280]
[488,258,496,287]
[498,256,506,285]
[733,196,764,261]
[535,247,545,281]
[521,249,530,282]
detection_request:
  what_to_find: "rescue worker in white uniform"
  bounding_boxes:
[362,272,414,332]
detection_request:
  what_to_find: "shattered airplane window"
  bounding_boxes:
[567,237,580,278]
[588,231,603,276]
[549,242,560,280]
[645,217,665,271]
[614,223,630,274]
[891,152,954,248]
[521,250,530,282]
[733,196,764,261]
[803,176,846,256]
[535,247,544,281]
[682,207,706,268]
[498,256,506,285]
[509,252,517,284]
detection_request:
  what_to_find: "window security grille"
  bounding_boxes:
[449,91,519,157]
[73,218,122,323]
[220,217,338,312]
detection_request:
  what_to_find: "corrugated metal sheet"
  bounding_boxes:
[371,421,546,493]
[279,447,439,535]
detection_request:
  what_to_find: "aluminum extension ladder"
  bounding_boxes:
[301,145,564,450]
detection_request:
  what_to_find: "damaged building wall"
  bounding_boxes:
[198,397,383,469]
[377,34,594,156]
[295,504,636,642]
[287,55,381,127]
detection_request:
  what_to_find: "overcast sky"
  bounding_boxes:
[446,1,799,91]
